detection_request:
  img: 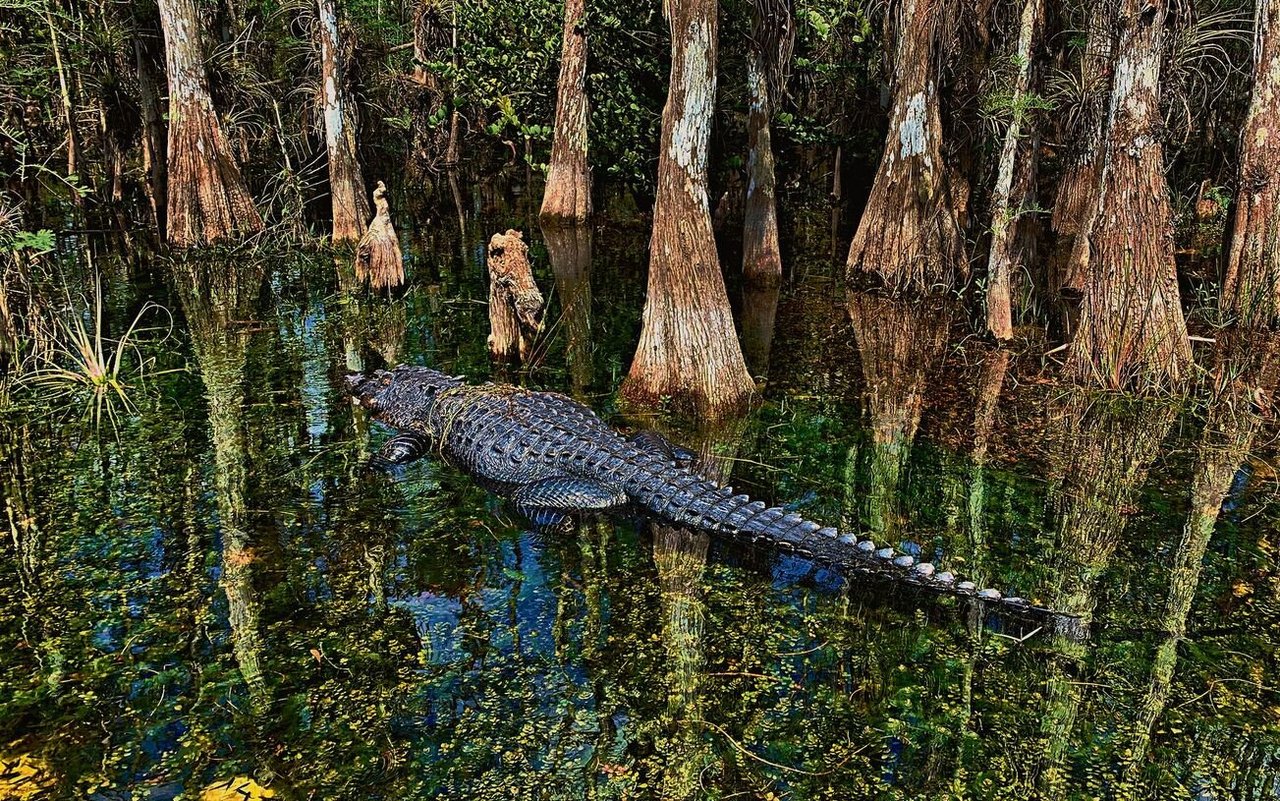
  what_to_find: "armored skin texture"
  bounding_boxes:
[348,365,1079,634]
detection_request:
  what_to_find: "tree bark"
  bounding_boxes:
[317,0,370,243]
[135,35,168,240]
[984,0,1042,340]
[158,0,263,247]
[1222,0,1280,328]
[1066,0,1190,390]
[621,0,754,419]
[486,229,545,364]
[542,223,594,395]
[742,1,790,286]
[354,182,404,291]
[845,0,963,292]
[540,0,591,224]
[742,52,782,285]
[1049,8,1112,295]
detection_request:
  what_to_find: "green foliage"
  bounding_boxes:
[0,228,55,255]
[16,278,180,431]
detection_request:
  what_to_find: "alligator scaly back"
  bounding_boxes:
[610,446,1083,639]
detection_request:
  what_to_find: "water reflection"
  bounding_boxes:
[848,292,950,539]
[649,420,743,797]
[1037,389,1178,796]
[172,253,272,709]
[4,196,1280,797]
[1125,333,1280,784]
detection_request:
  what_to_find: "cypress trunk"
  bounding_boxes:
[540,0,591,224]
[158,0,263,247]
[1222,0,1280,328]
[318,0,370,243]
[621,0,754,419]
[1066,0,1190,390]
[984,0,1042,340]
[742,53,782,285]
[741,0,790,285]
[1049,9,1112,294]
[135,35,169,239]
[845,0,963,292]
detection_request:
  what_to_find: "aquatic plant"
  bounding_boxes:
[18,278,178,432]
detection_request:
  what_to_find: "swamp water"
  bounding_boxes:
[2,179,1279,800]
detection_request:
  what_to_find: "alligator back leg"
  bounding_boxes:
[628,430,698,468]
[370,432,432,469]
[512,476,629,532]
[511,475,629,522]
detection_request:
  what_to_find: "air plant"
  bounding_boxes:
[1163,4,1253,146]
[19,277,179,433]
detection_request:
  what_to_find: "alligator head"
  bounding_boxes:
[346,365,465,431]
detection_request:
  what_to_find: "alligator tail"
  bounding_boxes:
[646,477,1084,639]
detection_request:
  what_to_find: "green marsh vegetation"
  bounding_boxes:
[3,0,1280,796]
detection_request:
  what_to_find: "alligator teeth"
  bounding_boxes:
[856,540,876,553]
[875,547,895,560]
[913,562,935,578]
[977,588,1003,601]
[892,555,915,568]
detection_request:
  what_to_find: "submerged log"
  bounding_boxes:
[486,229,545,364]
[354,182,404,291]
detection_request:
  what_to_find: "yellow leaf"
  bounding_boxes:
[200,776,277,800]
[0,753,56,800]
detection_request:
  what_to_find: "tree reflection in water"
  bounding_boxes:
[3,227,1280,798]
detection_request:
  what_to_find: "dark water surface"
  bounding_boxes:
[3,178,1279,799]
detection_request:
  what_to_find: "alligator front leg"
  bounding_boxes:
[370,431,432,469]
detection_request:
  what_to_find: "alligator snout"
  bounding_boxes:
[346,370,392,407]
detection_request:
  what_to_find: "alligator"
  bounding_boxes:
[348,365,1079,635]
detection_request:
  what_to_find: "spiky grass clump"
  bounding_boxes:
[19,278,179,432]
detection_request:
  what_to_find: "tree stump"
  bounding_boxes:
[355,182,404,291]
[486,230,545,364]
